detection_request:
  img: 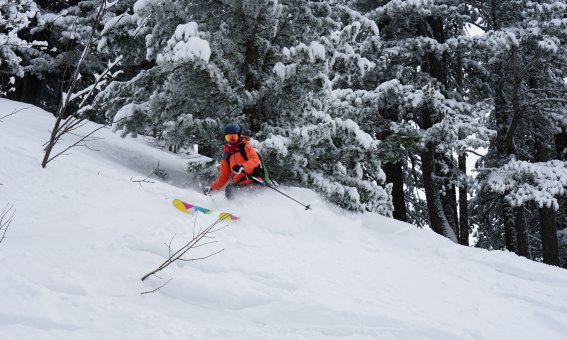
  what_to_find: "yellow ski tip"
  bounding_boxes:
[219,212,239,221]
[172,199,191,214]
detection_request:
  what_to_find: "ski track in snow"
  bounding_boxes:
[1,98,567,340]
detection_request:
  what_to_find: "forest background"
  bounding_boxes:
[1,0,567,268]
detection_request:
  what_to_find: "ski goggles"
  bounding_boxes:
[225,133,239,143]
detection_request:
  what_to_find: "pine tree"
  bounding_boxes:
[351,0,493,241]
[99,0,394,214]
[470,0,567,266]
[5,1,126,113]
[0,0,41,96]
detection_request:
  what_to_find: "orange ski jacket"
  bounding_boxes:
[210,140,260,191]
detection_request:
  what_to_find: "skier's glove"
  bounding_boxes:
[232,164,245,174]
[203,186,211,196]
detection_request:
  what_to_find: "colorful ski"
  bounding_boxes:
[172,199,240,221]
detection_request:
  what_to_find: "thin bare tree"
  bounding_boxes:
[41,0,122,168]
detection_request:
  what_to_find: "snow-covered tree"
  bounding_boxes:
[99,0,393,214]
[21,0,128,113]
[470,0,567,266]
[0,0,41,95]
[348,0,494,241]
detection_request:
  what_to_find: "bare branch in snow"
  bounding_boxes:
[131,161,163,186]
[141,216,230,283]
[141,278,173,295]
[0,203,15,246]
[0,106,34,122]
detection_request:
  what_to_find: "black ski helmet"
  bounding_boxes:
[223,123,241,135]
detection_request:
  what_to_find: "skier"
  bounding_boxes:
[203,123,263,199]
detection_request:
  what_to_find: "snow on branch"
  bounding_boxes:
[486,160,567,209]
[42,0,125,168]
[156,22,211,64]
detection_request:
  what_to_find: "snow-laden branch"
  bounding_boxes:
[486,160,567,210]
[59,0,109,119]
[42,0,127,168]
[73,55,124,110]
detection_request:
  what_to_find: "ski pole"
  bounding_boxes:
[208,192,218,209]
[247,175,311,210]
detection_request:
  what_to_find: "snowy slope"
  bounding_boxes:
[1,98,567,340]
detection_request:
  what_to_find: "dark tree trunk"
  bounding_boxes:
[535,141,560,266]
[555,132,567,160]
[539,208,560,266]
[383,161,407,222]
[514,206,531,259]
[421,142,456,240]
[455,50,469,246]
[505,46,532,254]
[502,201,517,252]
[424,17,447,84]
[458,153,469,245]
[378,108,408,222]
[421,144,444,236]
[417,16,455,241]
[501,199,530,260]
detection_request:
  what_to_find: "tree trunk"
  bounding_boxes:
[383,161,407,222]
[554,132,567,161]
[455,50,469,246]
[378,108,408,223]
[514,206,531,259]
[502,201,517,252]
[41,116,63,168]
[539,208,560,266]
[421,144,443,235]
[421,143,457,241]
[535,141,560,266]
[458,153,469,245]
[417,16,456,242]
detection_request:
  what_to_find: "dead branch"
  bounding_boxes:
[178,248,224,262]
[131,161,161,186]
[0,203,15,245]
[141,278,173,295]
[0,106,34,121]
[44,123,109,164]
[141,216,229,282]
